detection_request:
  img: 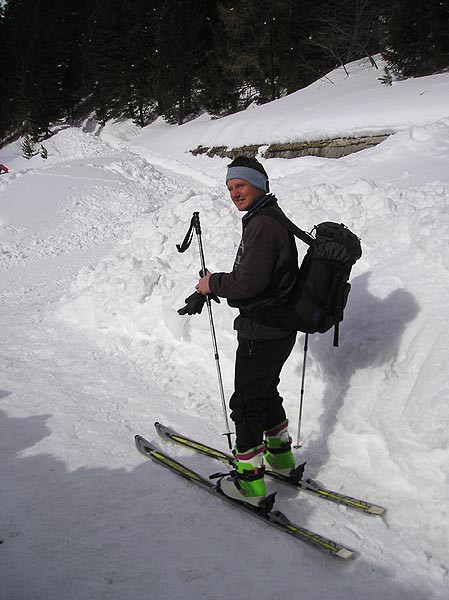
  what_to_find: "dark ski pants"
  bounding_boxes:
[229,332,297,453]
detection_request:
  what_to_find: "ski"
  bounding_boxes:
[135,434,354,560]
[154,422,385,516]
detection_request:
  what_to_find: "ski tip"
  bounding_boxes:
[154,421,169,435]
[135,434,149,450]
[135,435,157,460]
[367,505,386,516]
[334,547,355,560]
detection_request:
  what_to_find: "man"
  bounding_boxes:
[196,156,298,506]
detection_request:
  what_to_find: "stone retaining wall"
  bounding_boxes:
[191,133,390,160]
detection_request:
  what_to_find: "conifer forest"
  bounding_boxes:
[0,0,448,144]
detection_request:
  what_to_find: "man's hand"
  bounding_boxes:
[196,270,212,295]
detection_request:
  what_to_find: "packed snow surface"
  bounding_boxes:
[1,57,449,599]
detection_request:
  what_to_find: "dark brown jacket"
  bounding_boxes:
[209,196,297,339]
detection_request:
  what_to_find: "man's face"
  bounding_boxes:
[226,178,265,212]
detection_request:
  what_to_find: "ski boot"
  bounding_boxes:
[218,444,266,507]
[264,420,296,477]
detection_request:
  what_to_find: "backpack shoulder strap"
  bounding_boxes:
[256,206,314,247]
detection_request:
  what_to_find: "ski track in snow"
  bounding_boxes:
[1,62,449,598]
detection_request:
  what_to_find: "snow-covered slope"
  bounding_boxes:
[122,56,449,155]
[1,57,449,599]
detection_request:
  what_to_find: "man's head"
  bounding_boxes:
[226,156,269,212]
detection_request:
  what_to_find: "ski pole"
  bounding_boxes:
[294,333,309,448]
[177,212,233,449]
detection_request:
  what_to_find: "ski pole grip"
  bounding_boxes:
[192,211,201,235]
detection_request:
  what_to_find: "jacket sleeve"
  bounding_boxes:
[209,216,286,300]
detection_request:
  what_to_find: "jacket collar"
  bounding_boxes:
[242,193,277,224]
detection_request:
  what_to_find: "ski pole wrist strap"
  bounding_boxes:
[176,212,201,253]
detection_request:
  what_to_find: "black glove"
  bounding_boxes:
[177,291,220,316]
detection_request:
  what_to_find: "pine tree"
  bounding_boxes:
[154,0,210,124]
[381,0,449,76]
[54,0,92,124]
[118,0,160,126]
[21,135,38,159]
[0,3,9,140]
[217,1,267,107]
[378,66,393,85]
[1,0,92,137]
[83,0,126,123]
[84,0,159,126]
[216,1,326,105]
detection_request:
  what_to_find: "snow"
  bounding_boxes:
[1,56,449,599]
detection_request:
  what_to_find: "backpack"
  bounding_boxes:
[254,212,362,346]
